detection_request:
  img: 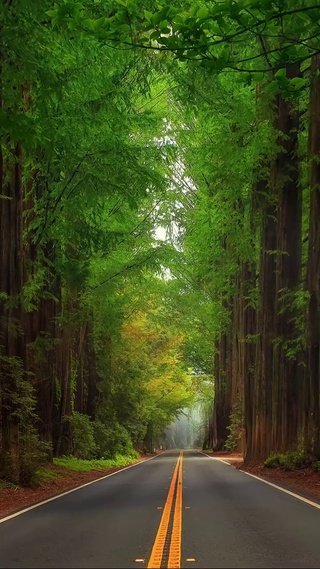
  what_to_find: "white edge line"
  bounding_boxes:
[0,453,163,524]
[213,458,232,466]
[197,450,232,465]
[239,469,320,510]
[197,450,320,510]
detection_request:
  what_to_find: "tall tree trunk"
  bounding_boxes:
[242,261,257,463]
[54,325,73,456]
[244,87,273,463]
[23,174,61,458]
[273,63,301,452]
[0,145,25,482]
[212,331,232,450]
[74,323,88,414]
[255,196,278,460]
[54,287,74,457]
[247,66,302,464]
[306,55,320,457]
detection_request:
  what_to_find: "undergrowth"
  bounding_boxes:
[0,480,19,490]
[1,454,141,489]
[33,468,64,486]
[53,452,139,472]
[264,451,312,471]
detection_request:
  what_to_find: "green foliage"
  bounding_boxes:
[276,287,310,359]
[264,452,284,468]
[0,354,51,485]
[93,420,137,459]
[264,451,310,471]
[53,454,139,471]
[1,0,181,483]
[32,467,64,486]
[225,398,244,452]
[48,0,320,97]
[19,432,52,487]
[69,412,96,459]
[0,480,19,490]
[0,355,34,424]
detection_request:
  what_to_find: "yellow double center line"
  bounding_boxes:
[147,452,183,569]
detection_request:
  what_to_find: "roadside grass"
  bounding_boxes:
[33,467,65,486]
[53,452,140,472]
[0,480,19,490]
[0,453,141,490]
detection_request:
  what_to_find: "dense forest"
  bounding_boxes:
[1,0,320,484]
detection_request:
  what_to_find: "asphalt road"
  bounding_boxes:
[1,450,320,568]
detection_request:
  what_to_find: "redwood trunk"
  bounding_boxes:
[0,145,25,482]
[273,63,301,452]
[306,55,320,457]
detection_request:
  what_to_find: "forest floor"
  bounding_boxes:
[0,452,161,520]
[209,450,320,504]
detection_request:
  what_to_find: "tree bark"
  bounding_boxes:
[306,55,320,457]
[273,63,301,452]
[0,145,25,482]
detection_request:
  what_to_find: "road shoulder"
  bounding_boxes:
[200,450,320,506]
[0,453,160,520]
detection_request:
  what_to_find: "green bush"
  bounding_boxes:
[19,431,52,486]
[225,398,244,452]
[93,420,136,459]
[0,354,51,486]
[0,480,19,490]
[69,412,96,459]
[33,467,64,486]
[264,452,283,468]
[313,460,320,472]
[54,454,139,471]
[264,450,308,471]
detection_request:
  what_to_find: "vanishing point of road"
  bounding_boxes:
[1,449,320,568]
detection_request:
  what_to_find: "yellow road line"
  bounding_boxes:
[168,452,183,568]
[147,453,182,569]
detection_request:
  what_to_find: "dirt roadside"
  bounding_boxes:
[206,451,320,504]
[0,454,155,520]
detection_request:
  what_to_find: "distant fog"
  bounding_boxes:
[164,404,206,449]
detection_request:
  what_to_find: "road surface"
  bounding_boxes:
[1,450,320,568]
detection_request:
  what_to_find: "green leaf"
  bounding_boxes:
[159,19,168,30]
[189,4,200,17]
[157,37,169,45]
[265,81,281,95]
[144,10,153,21]
[253,72,265,82]
[197,6,209,20]
[151,12,163,25]
[275,67,286,79]
[297,11,311,21]
[118,23,131,32]
[289,77,306,90]
[150,30,160,39]
[45,9,58,18]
